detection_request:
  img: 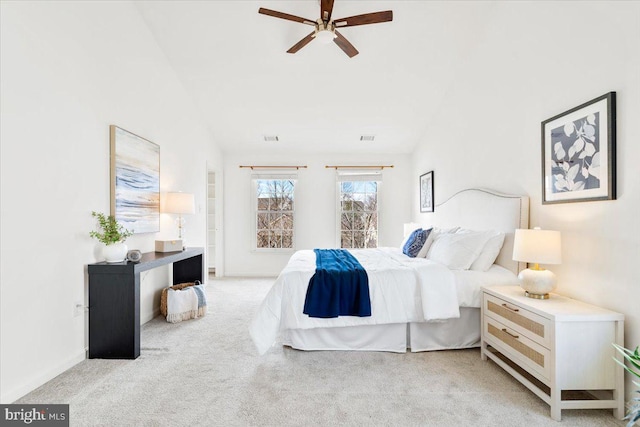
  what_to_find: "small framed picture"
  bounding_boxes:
[420,171,434,213]
[541,92,616,204]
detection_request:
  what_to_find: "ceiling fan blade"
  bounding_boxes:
[258,8,316,26]
[333,11,393,28]
[333,30,359,58]
[287,31,316,54]
[321,0,335,22]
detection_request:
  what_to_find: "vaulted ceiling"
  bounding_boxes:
[135,1,495,154]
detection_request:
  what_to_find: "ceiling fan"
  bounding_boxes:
[258,0,393,58]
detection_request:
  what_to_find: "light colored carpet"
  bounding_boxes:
[17,278,625,426]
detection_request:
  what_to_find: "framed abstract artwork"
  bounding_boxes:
[541,92,616,204]
[110,125,160,233]
[420,171,434,213]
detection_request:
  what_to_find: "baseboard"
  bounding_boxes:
[141,307,161,324]
[1,349,86,403]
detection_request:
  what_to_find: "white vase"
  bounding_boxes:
[103,243,127,263]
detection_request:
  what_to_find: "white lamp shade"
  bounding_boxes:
[513,228,562,265]
[164,192,195,214]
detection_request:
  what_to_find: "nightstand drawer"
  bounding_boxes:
[484,293,551,348]
[483,316,551,382]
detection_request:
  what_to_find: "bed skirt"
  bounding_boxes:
[281,307,480,353]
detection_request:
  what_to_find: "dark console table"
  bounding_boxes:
[88,247,203,359]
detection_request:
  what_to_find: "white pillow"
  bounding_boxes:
[426,230,492,270]
[470,232,505,272]
[417,226,459,258]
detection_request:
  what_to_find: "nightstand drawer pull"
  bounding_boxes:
[487,323,545,368]
[501,303,519,312]
[501,328,519,339]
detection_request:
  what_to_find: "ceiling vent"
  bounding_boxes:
[263,135,279,142]
[360,135,375,142]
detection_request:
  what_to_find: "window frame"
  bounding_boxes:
[251,175,296,252]
[335,172,382,249]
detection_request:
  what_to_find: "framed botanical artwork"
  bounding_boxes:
[541,92,616,204]
[420,171,434,213]
[110,125,160,233]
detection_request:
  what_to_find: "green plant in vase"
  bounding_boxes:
[613,343,640,427]
[89,211,132,263]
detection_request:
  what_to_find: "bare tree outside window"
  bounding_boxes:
[256,179,294,249]
[340,181,378,248]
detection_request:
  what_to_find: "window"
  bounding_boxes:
[254,178,295,249]
[338,175,380,248]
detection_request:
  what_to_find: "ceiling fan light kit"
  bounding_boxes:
[314,28,336,44]
[258,0,392,58]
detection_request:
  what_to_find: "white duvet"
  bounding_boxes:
[250,247,466,355]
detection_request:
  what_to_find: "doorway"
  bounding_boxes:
[207,171,216,276]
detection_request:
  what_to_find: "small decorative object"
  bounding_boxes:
[155,239,183,253]
[126,249,142,263]
[541,92,616,204]
[89,211,133,263]
[512,227,562,299]
[163,192,195,248]
[420,171,434,213]
[110,125,160,233]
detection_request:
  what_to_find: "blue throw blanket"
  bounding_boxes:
[303,249,371,318]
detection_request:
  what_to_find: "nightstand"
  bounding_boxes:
[480,285,625,421]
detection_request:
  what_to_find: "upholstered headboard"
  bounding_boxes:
[421,188,529,274]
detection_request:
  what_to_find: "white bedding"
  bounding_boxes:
[249,248,518,355]
[453,264,520,307]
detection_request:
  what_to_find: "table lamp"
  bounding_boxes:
[164,192,195,245]
[512,227,562,299]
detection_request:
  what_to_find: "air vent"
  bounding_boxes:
[263,135,279,142]
[360,135,375,142]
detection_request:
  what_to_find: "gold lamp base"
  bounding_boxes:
[524,291,549,300]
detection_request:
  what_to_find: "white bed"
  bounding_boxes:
[250,188,529,355]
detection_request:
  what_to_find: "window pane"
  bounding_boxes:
[341,213,353,230]
[257,197,269,210]
[365,181,377,193]
[353,231,365,248]
[257,230,269,248]
[270,213,282,229]
[341,231,353,248]
[269,231,281,248]
[282,231,293,249]
[257,213,269,229]
[282,213,293,230]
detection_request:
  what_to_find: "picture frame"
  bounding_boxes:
[420,171,434,213]
[110,125,160,233]
[541,92,616,204]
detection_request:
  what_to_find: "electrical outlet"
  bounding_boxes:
[74,302,85,317]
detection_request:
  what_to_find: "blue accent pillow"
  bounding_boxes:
[403,228,427,258]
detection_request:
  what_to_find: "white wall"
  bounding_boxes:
[0,2,223,402]
[411,1,640,400]
[223,152,412,276]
